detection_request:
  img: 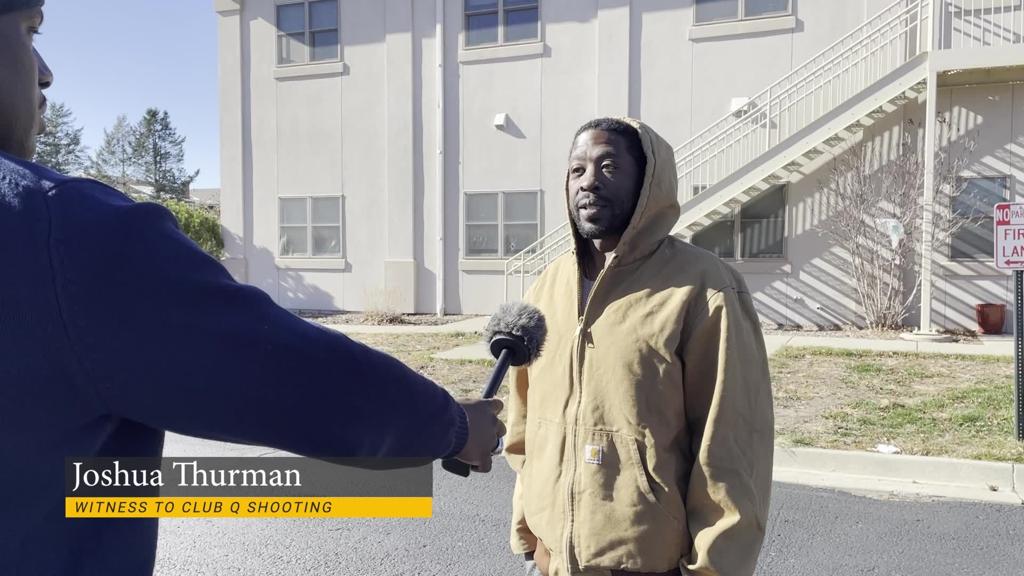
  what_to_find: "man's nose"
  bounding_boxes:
[578,167,600,191]
[35,48,53,90]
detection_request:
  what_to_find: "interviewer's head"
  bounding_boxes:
[0,0,52,159]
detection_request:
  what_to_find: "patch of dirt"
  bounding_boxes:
[296,311,479,327]
[349,333,492,400]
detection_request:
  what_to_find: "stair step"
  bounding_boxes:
[823,134,847,147]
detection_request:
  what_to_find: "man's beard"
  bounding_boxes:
[570,207,632,240]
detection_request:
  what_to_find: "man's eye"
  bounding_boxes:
[602,163,616,172]
[571,167,585,176]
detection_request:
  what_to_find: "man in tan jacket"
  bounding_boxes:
[505,117,774,576]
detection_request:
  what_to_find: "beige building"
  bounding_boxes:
[215,0,1024,332]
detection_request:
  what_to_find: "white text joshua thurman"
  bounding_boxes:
[71,460,302,492]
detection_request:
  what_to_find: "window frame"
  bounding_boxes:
[463,0,542,50]
[948,175,1009,262]
[462,189,541,259]
[693,0,792,26]
[692,185,788,261]
[278,195,344,258]
[276,0,341,67]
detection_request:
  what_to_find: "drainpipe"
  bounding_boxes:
[435,0,446,317]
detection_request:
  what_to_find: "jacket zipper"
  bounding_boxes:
[564,254,614,573]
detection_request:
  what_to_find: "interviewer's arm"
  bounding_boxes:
[44,180,468,459]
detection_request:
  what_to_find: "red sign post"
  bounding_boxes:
[994,202,1024,442]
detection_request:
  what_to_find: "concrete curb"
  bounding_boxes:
[774,446,1024,505]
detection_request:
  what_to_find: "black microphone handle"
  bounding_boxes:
[482,348,513,399]
[442,347,514,477]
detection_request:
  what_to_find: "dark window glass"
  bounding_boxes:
[505,7,539,43]
[309,0,338,30]
[277,3,305,33]
[744,0,789,18]
[951,177,1005,259]
[695,0,739,23]
[466,12,500,46]
[692,219,736,259]
[466,0,499,11]
[740,186,785,258]
[310,30,339,61]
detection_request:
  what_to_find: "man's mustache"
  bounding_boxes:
[575,194,610,209]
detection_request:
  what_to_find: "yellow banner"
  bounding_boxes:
[65,497,432,518]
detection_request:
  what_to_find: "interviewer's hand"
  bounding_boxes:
[455,398,506,473]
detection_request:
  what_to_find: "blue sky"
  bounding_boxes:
[37,0,221,188]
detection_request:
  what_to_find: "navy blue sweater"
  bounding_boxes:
[0,152,468,575]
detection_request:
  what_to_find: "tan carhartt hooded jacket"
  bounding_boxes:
[505,119,774,576]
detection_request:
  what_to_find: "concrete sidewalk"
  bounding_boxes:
[765,333,1013,357]
[774,446,1023,505]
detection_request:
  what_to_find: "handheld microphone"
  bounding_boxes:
[443,302,547,477]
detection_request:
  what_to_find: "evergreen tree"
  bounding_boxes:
[33,102,88,175]
[89,114,136,193]
[131,108,198,199]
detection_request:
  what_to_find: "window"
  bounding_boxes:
[950,176,1007,260]
[692,186,786,259]
[693,218,735,259]
[694,0,790,24]
[740,187,786,258]
[279,197,342,257]
[464,191,539,258]
[465,0,540,48]
[277,0,339,65]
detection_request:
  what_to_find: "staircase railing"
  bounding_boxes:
[937,0,1024,50]
[503,222,573,301]
[502,0,1024,301]
[675,0,931,203]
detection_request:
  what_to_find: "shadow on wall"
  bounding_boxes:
[789,247,865,328]
[936,274,1011,333]
[220,229,340,313]
[751,95,1023,331]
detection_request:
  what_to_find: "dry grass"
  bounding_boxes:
[345,334,1024,463]
[772,347,1023,463]
[350,332,493,400]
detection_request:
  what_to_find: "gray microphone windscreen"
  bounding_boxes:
[484,302,547,365]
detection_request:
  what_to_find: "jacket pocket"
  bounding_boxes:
[573,429,686,572]
[522,417,567,549]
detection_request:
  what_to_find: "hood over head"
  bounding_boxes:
[566,117,680,266]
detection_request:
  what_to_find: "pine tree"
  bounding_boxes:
[89,115,136,193]
[131,108,199,199]
[33,102,88,175]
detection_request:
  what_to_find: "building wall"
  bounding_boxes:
[742,81,1024,332]
[219,0,1024,331]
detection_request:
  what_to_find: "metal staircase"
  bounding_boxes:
[504,0,1022,300]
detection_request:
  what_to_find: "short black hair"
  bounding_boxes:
[572,118,648,181]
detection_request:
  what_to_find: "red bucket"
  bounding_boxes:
[975,303,1006,335]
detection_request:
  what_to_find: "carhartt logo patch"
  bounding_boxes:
[584,445,604,465]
